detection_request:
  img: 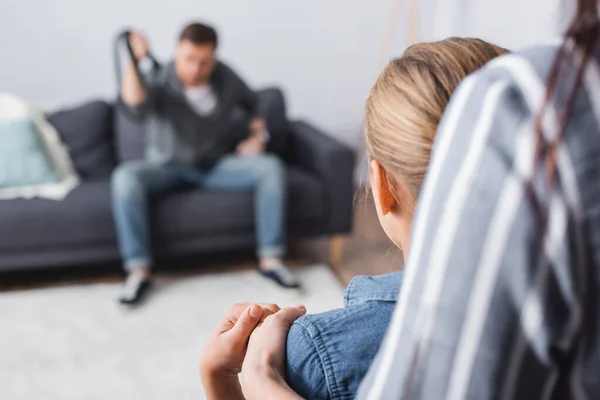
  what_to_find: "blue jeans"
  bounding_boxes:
[111,154,286,271]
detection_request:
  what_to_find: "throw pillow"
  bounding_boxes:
[0,118,58,188]
[0,92,79,200]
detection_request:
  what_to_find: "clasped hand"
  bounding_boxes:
[200,302,306,400]
[237,118,267,157]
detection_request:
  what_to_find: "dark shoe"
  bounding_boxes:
[259,266,302,289]
[119,274,152,305]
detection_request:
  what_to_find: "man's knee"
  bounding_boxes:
[111,162,146,200]
[254,154,285,179]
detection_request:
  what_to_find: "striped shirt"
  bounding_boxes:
[357,39,600,399]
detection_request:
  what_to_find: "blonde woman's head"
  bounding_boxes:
[365,37,507,255]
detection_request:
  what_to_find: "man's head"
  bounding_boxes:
[175,23,218,87]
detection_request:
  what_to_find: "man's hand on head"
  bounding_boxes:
[129,31,150,61]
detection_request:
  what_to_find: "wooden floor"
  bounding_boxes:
[0,190,403,291]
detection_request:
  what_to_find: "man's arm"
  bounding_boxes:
[121,31,149,106]
[122,61,147,106]
[238,80,267,141]
[222,63,266,136]
[221,63,268,155]
[357,58,578,399]
[232,67,260,120]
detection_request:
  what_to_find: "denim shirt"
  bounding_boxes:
[285,271,403,400]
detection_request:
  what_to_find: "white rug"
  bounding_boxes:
[0,265,344,400]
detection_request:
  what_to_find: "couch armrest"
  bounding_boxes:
[289,120,355,234]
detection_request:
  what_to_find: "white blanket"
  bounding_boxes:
[0,93,79,200]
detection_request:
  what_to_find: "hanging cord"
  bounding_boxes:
[113,30,161,119]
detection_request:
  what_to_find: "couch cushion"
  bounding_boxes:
[154,167,325,239]
[48,101,115,178]
[0,167,325,253]
[115,88,289,163]
[0,181,116,252]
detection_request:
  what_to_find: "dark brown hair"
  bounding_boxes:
[530,0,599,230]
[179,22,218,48]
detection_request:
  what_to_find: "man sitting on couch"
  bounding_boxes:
[113,22,300,305]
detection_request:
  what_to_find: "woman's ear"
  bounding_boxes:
[369,160,396,215]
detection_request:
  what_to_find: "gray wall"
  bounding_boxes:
[0,0,567,147]
[0,0,395,146]
[429,0,568,47]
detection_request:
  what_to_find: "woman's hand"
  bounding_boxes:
[241,305,307,400]
[200,302,280,400]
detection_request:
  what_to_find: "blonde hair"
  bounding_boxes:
[365,37,508,214]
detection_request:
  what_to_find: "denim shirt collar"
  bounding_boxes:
[343,270,403,307]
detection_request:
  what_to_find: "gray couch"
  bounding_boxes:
[0,88,355,272]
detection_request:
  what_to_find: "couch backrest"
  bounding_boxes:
[48,100,116,179]
[114,87,290,163]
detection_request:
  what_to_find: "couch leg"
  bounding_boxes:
[329,235,345,270]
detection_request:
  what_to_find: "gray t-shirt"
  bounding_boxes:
[184,84,217,116]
